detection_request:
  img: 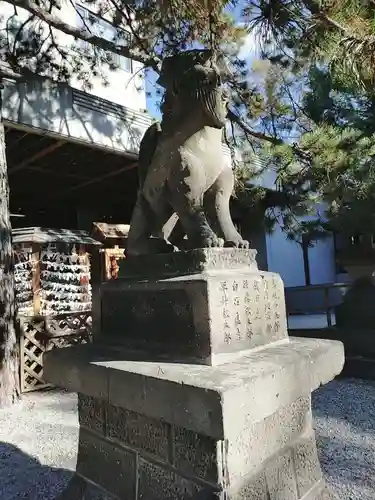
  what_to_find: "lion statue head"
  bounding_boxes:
[157,49,228,131]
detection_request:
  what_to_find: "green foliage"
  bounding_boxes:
[256,62,375,239]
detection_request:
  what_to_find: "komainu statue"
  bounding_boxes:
[127,49,249,256]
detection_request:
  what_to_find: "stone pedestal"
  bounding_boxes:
[98,248,287,365]
[44,249,344,499]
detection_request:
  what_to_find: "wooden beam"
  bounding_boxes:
[25,165,89,180]
[5,130,29,152]
[8,140,65,175]
[58,161,138,196]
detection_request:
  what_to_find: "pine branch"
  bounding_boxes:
[227,108,283,145]
[1,0,303,154]
[3,0,162,71]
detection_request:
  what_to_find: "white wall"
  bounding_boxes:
[0,0,146,111]
[2,78,152,154]
[308,235,336,285]
[266,225,305,287]
[265,216,336,287]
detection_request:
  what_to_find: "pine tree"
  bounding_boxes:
[231,1,375,240]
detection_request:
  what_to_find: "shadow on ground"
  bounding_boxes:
[0,441,220,500]
[0,441,73,499]
[0,441,120,500]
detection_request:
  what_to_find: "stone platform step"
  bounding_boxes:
[45,337,343,500]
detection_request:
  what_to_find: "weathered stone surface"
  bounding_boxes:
[57,474,118,500]
[108,368,224,439]
[101,283,198,357]
[266,450,298,500]
[46,334,343,500]
[74,395,332,500]
[173,426,219,482]
[78,394,105,434]
[225,440,327,500]
[315,486,337,500]
[76,429,136,500]
[100,268,288,364]
[119,248,258,280]
[44,337,344,438]
[227,472,268,500]
[45,229,344,500]
[293,431,323,498]
[225,396,311,483]
[138,459,203,500]
[106,403,170,461]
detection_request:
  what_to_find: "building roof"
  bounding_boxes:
[12,227,102,245]
[92,222,130,242]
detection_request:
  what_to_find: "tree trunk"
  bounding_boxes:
[0,83,20,406]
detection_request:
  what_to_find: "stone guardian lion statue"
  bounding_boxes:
[127,49,249,256]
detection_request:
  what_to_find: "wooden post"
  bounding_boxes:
[19,317,26,394]
[90,246,102,342]
[31,243,40,316]
[104,249,111,281]
[324,286,332,328]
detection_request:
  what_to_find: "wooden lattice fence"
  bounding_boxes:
[20,312,92,393]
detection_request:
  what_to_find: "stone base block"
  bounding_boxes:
[100,248,288,365]
[44,337,344,500]
[57,474,117,500]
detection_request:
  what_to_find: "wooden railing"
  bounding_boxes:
[284,282,351,329]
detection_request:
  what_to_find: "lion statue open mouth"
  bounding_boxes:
[126,49,249,257]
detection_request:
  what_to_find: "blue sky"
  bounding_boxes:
[145,69,162,119]
[144,2,258,120]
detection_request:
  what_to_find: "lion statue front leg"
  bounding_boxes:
[205,167,249,249]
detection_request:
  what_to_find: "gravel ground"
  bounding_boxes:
[313,378,375,500]
[0,379,375,499]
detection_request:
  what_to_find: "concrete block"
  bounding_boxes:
[100,248,288,364]
[226,472,268,500]
[108,367,225,439]
[225,396,311,483]
[293,432,323,498]
[78,394,105,435]
[76,428,136,500]
[106,403,170,462]
[173,425,220,483]
[44,338,344,438]
[57,474,118,500]
[138,458,203,500]
[100,271,288,364]
[266,450,298,500]
[44,337,344,500]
